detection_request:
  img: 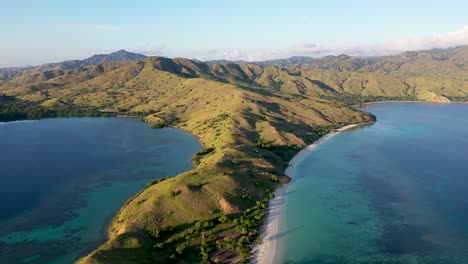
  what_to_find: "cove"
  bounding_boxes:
[0,118,201,264]
[275,103,468,263]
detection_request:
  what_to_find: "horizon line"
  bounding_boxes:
[2,44,467,69]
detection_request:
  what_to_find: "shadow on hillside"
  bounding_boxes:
[241,107,320,146]
[306,78,339,94]
[237,84,290,99]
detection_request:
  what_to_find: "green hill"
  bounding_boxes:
[0,46,467,263]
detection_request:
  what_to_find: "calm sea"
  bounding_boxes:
[276,103,468,263]
[0,118,201,264]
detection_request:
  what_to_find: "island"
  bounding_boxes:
[1,46,467,263]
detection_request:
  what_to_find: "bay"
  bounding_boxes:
[0,118,201,264]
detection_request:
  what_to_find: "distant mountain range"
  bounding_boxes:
[205,46,468,71]
[2,46,468,103]
[2,51,320,78]
[0,50,147,81]
[204,56,319,68]
[83,49,147,64]
[4,46,468,83]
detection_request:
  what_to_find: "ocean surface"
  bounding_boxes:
[276,103,468,264]
[0,118,201,264]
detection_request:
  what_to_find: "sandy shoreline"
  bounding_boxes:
[251,123,371,264]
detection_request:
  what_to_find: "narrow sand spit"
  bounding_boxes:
[251,123,369,264]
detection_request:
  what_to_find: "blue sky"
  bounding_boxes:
[1,0,468,67]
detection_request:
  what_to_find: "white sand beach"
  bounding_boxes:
[251,123,370,264]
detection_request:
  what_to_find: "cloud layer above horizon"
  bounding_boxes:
[179,25,468,62]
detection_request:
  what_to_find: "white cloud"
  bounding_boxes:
[133,43,167,56]
[189,25,468,61]
[352,25,468,56]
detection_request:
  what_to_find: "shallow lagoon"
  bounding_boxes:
[277,103,468,263]
[0,118,201,264]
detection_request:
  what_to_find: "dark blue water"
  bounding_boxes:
[276,103,468,263]
[0,118,201,264]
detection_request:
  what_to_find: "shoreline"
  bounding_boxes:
[354,100,468,107]
[251,122,373,264]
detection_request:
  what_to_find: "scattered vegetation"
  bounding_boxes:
[328,93,419,106]
[192,147,216,165]
[0,96,116,122]
[146,176,171,188]
[141,199,269,263]
[447,96,468,102]
[256,139,302,161]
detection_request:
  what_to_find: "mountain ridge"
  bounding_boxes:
[0,50,147,81]
[203,45,468,68]
[2,46,468,104]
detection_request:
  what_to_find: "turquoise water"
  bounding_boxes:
[276,103,468,264]
[0,118,201,264]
